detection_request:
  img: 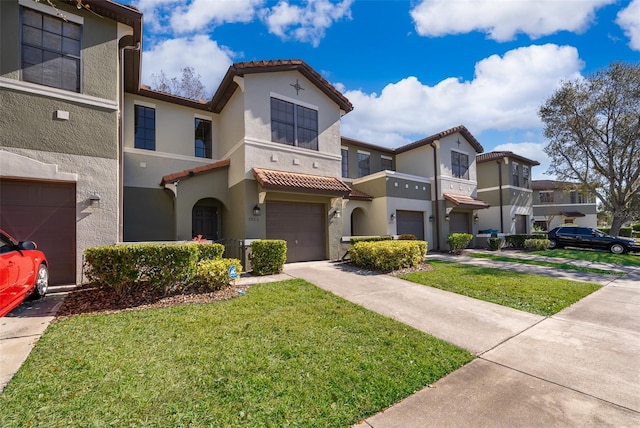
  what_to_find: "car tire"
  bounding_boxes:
[609,243,626,254]
[548,239,558,249]
[33,264,49,299]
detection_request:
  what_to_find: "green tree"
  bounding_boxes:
[150,67,208,101]
[539,62,640,236]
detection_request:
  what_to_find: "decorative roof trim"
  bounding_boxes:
[444,193,490,209]
[252,167,351,197]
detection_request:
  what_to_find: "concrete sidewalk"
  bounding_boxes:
[284,259,640,427]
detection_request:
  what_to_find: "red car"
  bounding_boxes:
[0,229,49,317]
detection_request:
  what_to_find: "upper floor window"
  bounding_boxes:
[451,151,469,179]
[341,148,349,178]
[21,7,81,92]
[358,152,370,177]
[270,97,318,150]
[134,105,155,150]
[381,156,393,171]
[195,118,212,158]
[512,162,520,187]
[539,191,554,203]
[523,165,530,188]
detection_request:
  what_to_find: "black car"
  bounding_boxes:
[547,226,640,254]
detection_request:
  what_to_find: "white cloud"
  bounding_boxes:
[263,0,353,47]
[170,0,265,34]
[141,36,236,96]
[410,0,614,41]
[493,142,553,180]
[340,44,584,147]
[616,0,640,50]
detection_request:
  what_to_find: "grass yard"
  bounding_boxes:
[0,279,472,428]
[531,248,640,267]
[468,252,625,276]
[401,260,601,316]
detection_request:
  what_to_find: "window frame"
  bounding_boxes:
[451,150,469,180]
[512,162,520,187]
[20,4,83,93]
[357,151,370,178]
[381,155,393,171]
[341,147,349,178]
[270,97,318,150]
[539,191,554,203]
[134,104,156,151]
[194,117,212,159]
[522,165,530,188]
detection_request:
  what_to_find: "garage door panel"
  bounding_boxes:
[1,179,76,284]
[266,202,325,263]
[396,210,425,240]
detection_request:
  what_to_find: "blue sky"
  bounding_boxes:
[132,0,640,179]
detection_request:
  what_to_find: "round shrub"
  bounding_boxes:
[350,240,427,272]
[194,258,243,291]
[250,240,287,275]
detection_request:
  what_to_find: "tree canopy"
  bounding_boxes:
[539,62,640,235]
[150,67,208,101]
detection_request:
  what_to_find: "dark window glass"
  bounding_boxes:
[381,157,393,171]
[21,7,81,92]
[451,151,469,179]
[195,118,212,158]
[270,97,318,150]
[341,149,349,178]
[358,153,370,177]
[523,165,530,188]
[512,163,520,187]
[539,191,554,203]
[134,105,156,150]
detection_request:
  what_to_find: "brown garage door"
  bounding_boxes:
[0,179,76,284]
[449,212,470,234]
[396,210,424,240]
[266,202,325,262]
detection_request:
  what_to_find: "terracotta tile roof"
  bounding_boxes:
[444,193,490,209]
[160,159,230,185]
[477,151,540,166]
[211,59,353,114]
[395,125,484,154]
[252,167,351,196]
[348,188,373,201]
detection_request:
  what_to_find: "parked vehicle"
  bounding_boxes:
[0,229,48,317]
[547,226,640,254]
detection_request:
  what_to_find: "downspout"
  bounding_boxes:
[430,142,441,250]
[497,161,504,233]
[118,41,141,242]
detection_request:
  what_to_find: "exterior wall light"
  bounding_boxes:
[512,216,517,222]
[253,204,261,216]
[474,214,479,222]
[335,209,341,218]
[390,212,396,222]
[444,214,450,222]
[428,215,434,222]
[89,192,101,207]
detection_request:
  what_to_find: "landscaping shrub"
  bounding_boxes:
[505,234,541,249]
[250,240,287,275]
[350,240,427,272]
[195,242,225,261]
[350,236,393,244]
[397,234,417,240]
[447,233,473,254]
[194,258,243,290]
[524,238,551,251]
[618,227,632,237]
[600,227,611,234]
[488,237,503,251]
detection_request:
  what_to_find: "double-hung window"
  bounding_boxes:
[21,7,81,92]
[341,148,349,178]
[451,151,469,179]
[357,152,370,177]
[270,97,318,150]
[134,105,156,150]
[381,155,393,171]
[523,165,530,188]
[512,163,520,187]
[195,118,212,158]
[539,191,554,203]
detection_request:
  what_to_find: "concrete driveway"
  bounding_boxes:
[284,255,640,427]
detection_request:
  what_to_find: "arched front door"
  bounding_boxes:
[192,200,219,240]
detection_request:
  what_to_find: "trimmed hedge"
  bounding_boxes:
[524,238,550,251]
[194,258,243,291]
[350,240,428,272]
[505,234,542,249]
[84,243,223,295]
[398,234,417,240]
[250,240,287,275]
[350,236,393,244]
[447,233,473,254]
[488,237,503,251]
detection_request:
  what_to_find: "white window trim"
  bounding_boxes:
[357,150,370,155]
[381,155,393,160]
[134,100,156,109]
[19,0,84,24]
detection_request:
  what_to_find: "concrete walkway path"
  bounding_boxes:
[284,255,640,427]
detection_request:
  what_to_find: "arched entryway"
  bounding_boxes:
[350,207,367,236]
[192,198,221,240]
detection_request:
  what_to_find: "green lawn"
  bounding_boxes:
[0,279,472,428]
[531,248,640,267]
[401,261,601,316]
[468,252,625,276]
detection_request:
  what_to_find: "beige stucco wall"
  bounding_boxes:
[395,145,435,178]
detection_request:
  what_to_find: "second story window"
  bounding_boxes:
[512,163,520,187]
[341,148,349,178]
[134,105,155,151]
[539,191,554,203]
[523,165,530,188]
[21,7,81,92]
[451,151,469,179]
[195,118,212,158]
[270,97,318,150]
[381,156,393,171]
[358,152,370,177]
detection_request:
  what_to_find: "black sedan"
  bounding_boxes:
[547,226,640,254]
